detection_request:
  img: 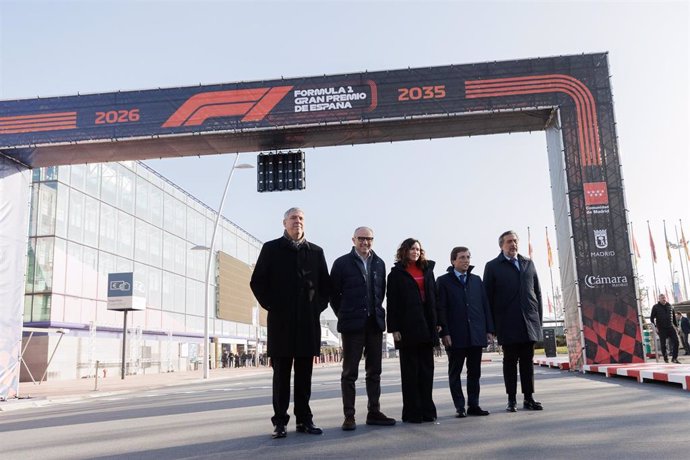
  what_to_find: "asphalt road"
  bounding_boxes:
[0,358,687,459]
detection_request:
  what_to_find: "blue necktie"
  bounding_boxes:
[510,258,520,271]
[459,274,467,285]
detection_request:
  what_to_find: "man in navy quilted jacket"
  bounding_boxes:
[330,226,396,431]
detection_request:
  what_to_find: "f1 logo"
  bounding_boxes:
[162,86,293,128]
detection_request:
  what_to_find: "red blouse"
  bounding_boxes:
[406,263,425,301]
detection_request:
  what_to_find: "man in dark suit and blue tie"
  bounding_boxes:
[483,230,544,412]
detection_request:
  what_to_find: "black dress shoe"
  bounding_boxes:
[672,358,681,364]
[467,406,490,416]
[523,399,543,411]
[455,408,467,418]
[506,401,517,412]
[422,415,437,422]
[296,422,323,435]
[272,424,287,439]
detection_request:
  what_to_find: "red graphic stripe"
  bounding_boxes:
[162,86,293,128]
[241,86,292,122]
[0,111,77,134]
[366,80,378,112]
[466,76,598,166]
[466,78,594,165]
[465,75,601,166]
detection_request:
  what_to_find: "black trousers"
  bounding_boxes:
[398,344,436,421]
[271,356,314,426]
[502,342,535,398]
[340,317,383,417]
[658,328,679,360]
[446,346,483,410]
[680,331,690,354]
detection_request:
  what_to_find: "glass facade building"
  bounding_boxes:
[22,161,263,381]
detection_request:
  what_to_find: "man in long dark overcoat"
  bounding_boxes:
[483,230,544,413]
[250,207,330,439]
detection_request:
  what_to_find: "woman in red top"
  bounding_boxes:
[386,238,439,423]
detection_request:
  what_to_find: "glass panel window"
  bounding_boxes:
[98,251,116,299]
[101,163,118,207]
[83,195,99,247]
[64,242,83,297]
[82,246,98,299]
[136,178,150,222]
[162,232,175,272]
[25,239,36,293]
[134,219,150,264]
[149,185,163,227]
[86,163,101,198]
[32,294,51,322]
[67,189,85,242]
[71,164,86,192]
[44,166,58,181]
[118,165,135,214]
[55,184,69,238]
[117,211,134,259]
[162,271,174,312]
[149,225,162,268]
[52,238,67,295]
[28,185,38,237]
[33,237,54,293]
[99,203,117,254]
[163,193,175,234]
[24,295,33,322]
[37,182,57,236]
[148,267,162,309]
[58,165,71,185]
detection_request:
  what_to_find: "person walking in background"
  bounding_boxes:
[483,230,544,413]
[650,294,680,363]
[677,312,690,356]
[386,238,438,423]
[250,207,330,439]
[436,246,494,418]
[330,226,396,431]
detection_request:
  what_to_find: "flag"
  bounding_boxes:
[528,227,533,259]
[681,222,690,262]
[663,221,672,263]
[546,228,553,268]
[648,221,657,264]
[631,226,641,262]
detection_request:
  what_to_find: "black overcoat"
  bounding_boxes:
[250,236,330,357]
[436,265,494,349]
[386,260,439,349]
[483,253,543,345]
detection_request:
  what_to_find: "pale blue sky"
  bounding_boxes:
[1,0,688,312]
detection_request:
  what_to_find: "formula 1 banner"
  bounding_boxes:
[0,53,645,369]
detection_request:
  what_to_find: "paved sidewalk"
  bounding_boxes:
[0,365,274,411]
[3,351,686,412]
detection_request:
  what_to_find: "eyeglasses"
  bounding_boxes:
[355,237,374,242]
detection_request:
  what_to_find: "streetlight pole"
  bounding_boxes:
[196,154,253,379]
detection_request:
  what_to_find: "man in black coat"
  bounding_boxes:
[650,294,679,363]
[483,230,544,412]
[330,226,395,430]
[437,246,494,418]
[250,207,330,439]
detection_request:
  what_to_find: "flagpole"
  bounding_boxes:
[663,220,674,301]
[546,226,556,322]
[648,220,659,300]
[675,224,688,301]
[629,221,647,317]
[678,219,690,300]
